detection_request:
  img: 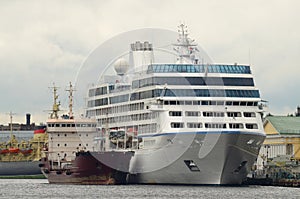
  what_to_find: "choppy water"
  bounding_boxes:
[0,179,299,199]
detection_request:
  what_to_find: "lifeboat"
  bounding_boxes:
[8,147,20,153]
[0,149,9,154]
[20,149,33,155]
[109,129,118,143]
[117,129,126,142]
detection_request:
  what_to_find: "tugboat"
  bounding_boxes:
[40,83,134,184]
[0,113,47,176]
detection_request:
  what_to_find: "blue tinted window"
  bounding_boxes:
[135,77,254,87]
[129,88,259,101]
[148,64,251,74]
[110,94,129,104]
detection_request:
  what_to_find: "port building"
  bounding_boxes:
[257,110,300,169]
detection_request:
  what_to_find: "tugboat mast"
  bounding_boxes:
[66,82,75,119]
[8,111,16,137]
[50,84,60,119]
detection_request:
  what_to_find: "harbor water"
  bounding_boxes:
[0,179,299,199]
[0,131,34,142]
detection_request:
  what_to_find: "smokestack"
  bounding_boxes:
[26,113,31,126]
[130,41,154,72]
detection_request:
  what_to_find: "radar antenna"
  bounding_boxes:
[173,23,199,64]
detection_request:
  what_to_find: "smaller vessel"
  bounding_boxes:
[40,83,133,184]
[0,122,47,176]
[42,150,133,185]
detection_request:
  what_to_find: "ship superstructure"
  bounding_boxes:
[41,83,97,180]
[41,83,133,184]
[46,83,97,163]
[85,24,266,184]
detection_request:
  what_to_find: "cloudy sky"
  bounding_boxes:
[0,0,299,124]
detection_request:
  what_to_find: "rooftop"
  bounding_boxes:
[265,116,300,135]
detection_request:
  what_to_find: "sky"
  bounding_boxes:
[0,0,299,124]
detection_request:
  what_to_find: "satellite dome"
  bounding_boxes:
[114,58,129,76]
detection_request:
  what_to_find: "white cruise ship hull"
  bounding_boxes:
[128,131,265,185]
[84,26,266,185]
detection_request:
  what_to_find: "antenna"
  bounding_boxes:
[66,82,75,119]
[173,23,198,64]
[7,111,16,136]
[49,83,60,119]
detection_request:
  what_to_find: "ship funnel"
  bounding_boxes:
[296,106,300,117]
[26,113,31,126]
[130,41,154,72]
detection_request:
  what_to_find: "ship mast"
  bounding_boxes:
[173,24,198,64]
[8,111,16,137]
[50,84,60,119]
[66,82,75,119]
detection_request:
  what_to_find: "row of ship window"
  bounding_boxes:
[89,86,108,97]
[132,77,254,89]
[170,122,258,129]
[87,97,148,108]
[163,100,258,106]
[98,112,159,125]
[131,89,260,101]
[89,76,255,98]
[55,143,89,147]
[88,85,133,97]
[137,123,157,134]
[88,64,252,98]
[93,110,255,127]
[86,102,145,117]
[86,100,259,118]
[47,123,97,128]
[152,89,256,100]
[103,124,157,135]
[165,89,259,98]
[51,133,90,137]
[169,111,256,118]
[147,64,251,74]
[87,89,260,108]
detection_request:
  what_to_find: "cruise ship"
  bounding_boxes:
[86,24,266,184]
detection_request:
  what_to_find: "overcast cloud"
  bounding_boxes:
[0,0,299,124]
